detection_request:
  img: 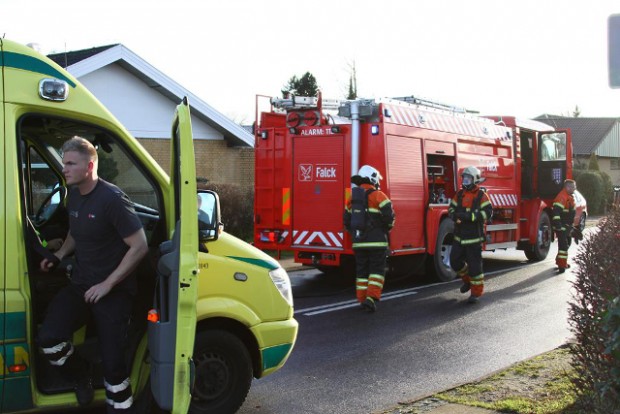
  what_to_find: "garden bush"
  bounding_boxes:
[197,181,253,242]
[568,207,620,413]
[576,171,604,215]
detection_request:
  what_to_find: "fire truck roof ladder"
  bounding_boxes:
[271,96,343,111]
[390,95,479,114]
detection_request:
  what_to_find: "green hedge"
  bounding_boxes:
[569,207,620,412]
[576,171,604,215]
[198,181,253,242]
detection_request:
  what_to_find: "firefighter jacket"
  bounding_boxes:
[552,189,575,231]
[448,186,493,245]
[344,183,395,249]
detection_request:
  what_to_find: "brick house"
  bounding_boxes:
[47,44,255,189]
[535,115,620,186]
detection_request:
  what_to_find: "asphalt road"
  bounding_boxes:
[237,235,585,414]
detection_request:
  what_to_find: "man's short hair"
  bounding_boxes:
[61,136,98,162]
[565,179,576,185]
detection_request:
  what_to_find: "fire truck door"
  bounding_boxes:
[292,135,344,249]
[537,129,571,198]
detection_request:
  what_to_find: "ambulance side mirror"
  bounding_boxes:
[197,191,221,242]
[609,14,620,88]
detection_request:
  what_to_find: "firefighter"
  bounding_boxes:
[448,166,493,304]
[344,165,395,312]
[552,179,577,273]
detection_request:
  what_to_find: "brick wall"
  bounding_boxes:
[139,138,255,188]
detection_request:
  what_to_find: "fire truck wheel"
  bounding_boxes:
[190,329,253,414]
[431,218,458,282]
[524,211,552,261]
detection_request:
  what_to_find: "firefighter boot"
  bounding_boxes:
[361,297,377,313]
[457,264,470,293]
[467,295,480,304]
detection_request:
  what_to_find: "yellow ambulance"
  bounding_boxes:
[0,38,297,413]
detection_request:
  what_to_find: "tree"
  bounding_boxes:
[588,153,600,171]
[281,72,319,97]
[346,61,357,100]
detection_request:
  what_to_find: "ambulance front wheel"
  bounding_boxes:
[431,218,457,282]
[190,329,253,414]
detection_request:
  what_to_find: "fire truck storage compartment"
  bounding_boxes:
[426,141,456,205]
[385,135,426,251]
[292,134,345,249]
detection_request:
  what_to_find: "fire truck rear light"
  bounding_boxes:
[260,231,277,243]
[147,309,160,323]
[289,127,298,134]
[331,126,341,133]
[371,125,380,135]
[8,364,27,373]
[260,130,269,139]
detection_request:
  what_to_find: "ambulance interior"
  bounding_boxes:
[18,114,164,396]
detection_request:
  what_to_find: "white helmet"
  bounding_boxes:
[461,166,483,184]
[358,165,383,186]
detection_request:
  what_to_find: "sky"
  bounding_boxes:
[2,0,619,124]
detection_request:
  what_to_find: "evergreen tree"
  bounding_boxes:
[588,153,600,171]
[281,72,319,97]
[347,62,357,100]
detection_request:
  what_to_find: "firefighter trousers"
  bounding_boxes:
[38,283,135,413]
[354,248,387,302]
[555,228,571,269]
[450,242,484,297]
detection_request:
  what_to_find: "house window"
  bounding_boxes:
[612,158,620,170]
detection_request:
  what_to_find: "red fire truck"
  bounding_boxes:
[253,95,572,281]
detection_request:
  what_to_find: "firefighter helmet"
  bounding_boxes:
[461,166,483,190]
[461,166,483,184]
[357,165,383,187]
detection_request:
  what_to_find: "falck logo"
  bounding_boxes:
[299,164,313,181]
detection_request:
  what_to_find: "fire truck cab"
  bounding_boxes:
[254,95,571,281]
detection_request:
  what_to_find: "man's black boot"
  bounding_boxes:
[75,373,94,406]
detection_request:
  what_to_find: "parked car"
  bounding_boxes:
[573,189,588,231]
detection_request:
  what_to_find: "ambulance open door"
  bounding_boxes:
[148,97,199,413]
[536,129,572,199]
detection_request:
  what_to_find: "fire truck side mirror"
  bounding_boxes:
[609,14,620,88]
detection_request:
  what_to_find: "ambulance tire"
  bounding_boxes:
[190,330,253,414]
[430,218,457,282]
[524,212,551,261]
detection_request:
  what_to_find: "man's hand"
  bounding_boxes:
[40,254,61,272]
[84,281,113,304]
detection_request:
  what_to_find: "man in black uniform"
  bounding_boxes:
[39,137,148,412]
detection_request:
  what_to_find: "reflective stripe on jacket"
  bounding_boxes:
[448,186,493,245]
[552,188,575,231]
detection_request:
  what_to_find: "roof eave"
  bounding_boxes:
[64,45,254,147]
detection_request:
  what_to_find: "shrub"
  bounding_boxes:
[198,181,253,241]
[568,207,620,413]
[576,171,604,215]
[600,171,614,213]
